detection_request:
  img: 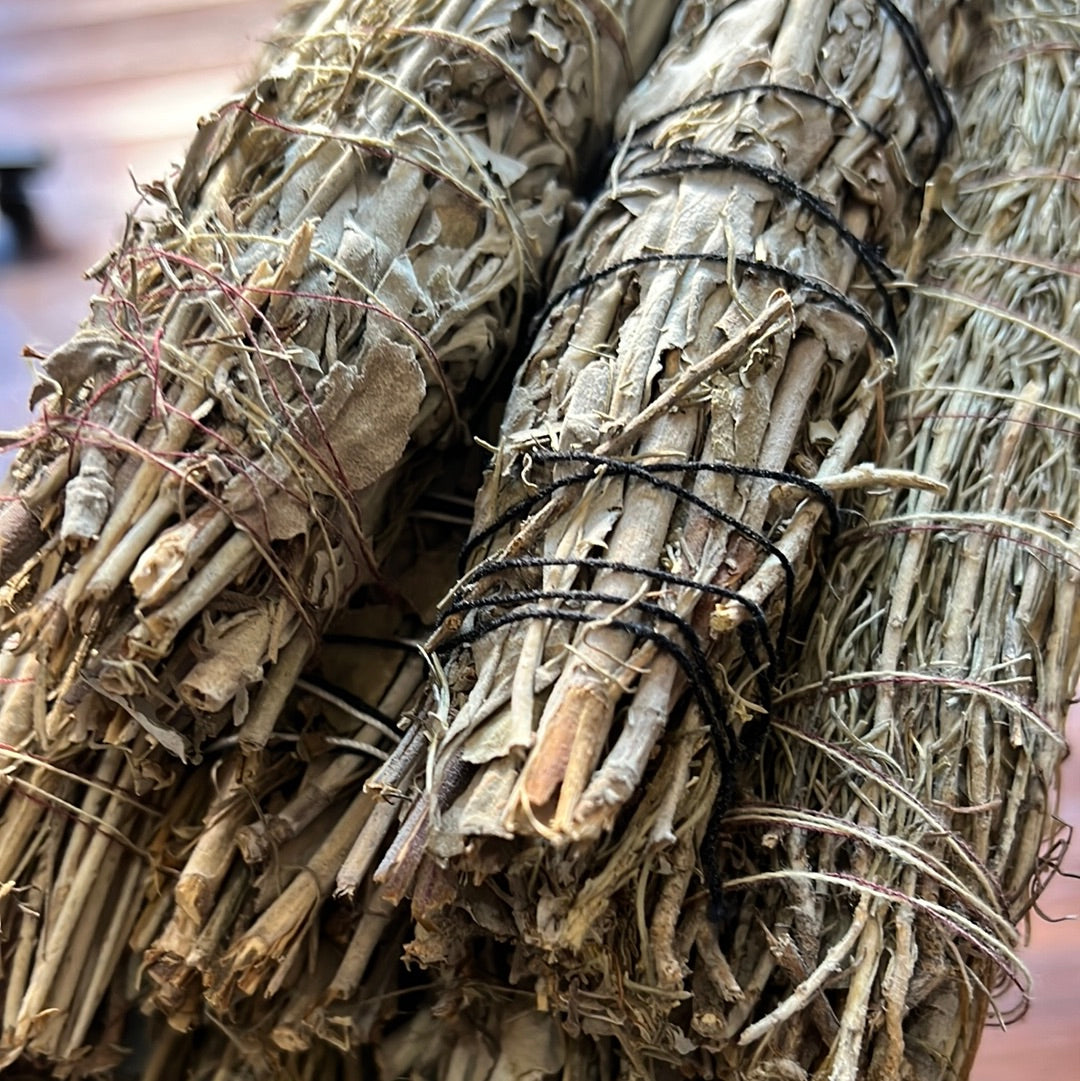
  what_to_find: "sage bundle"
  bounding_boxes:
[704,1,1080,1076]
[363,0,966,1066]
[0,0,682,1067]
[0,0,676,759]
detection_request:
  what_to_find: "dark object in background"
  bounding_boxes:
[0,149,47,260]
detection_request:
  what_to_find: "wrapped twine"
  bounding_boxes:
[0,0,683,1068]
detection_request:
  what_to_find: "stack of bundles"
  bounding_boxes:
[0,0,682,1068]
[353,0,1076,1078]
[361,0,969,1072]
[704,1,1080,1077]
[2,0,1075,1079]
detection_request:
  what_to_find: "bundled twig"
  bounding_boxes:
[137,625,427,1050]
[702,2,1080,1077]
[359,0,969,1067]
[132,468,473,1048]
[0,531,442,1071]
[0,0,684,1068]
[407,0,961,852]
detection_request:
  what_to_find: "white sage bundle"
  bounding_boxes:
[705,2,1079,1077]
[0,0,683,1068]
[363,0,971,1068]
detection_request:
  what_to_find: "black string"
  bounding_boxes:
[461,454,837,578]
[635,82,890,144]
[443,554,779,677]
[531,251,893,356]
[462,453,838,560]
[543,453,841,539]
[624,149,899,334]
[468,461,794,648]
[440,439,841,730]
[877,0,954,173]
[435,606,739,775]
[461,450,841,653]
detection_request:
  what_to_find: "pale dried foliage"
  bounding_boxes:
[363,0,969,1070]
[364,1,1077,1079]
[0,0,682,1068]
[1,0,1077,1078]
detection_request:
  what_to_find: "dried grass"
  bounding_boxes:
[705,2,1079,1075]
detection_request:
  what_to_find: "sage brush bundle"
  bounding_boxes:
[0,0,681,1067]
[364,0,969,1068]
[0,0,675,758]
[704,2,1080,1077]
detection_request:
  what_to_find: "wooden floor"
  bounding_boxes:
[0,3,1076,1079]
[0,0,279,436]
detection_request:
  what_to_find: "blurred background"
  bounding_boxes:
[0,0,278,438]
[0,2,1076,1078]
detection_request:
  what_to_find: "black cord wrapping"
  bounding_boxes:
[636,82,892,145]
[432,449,839,914]
[530,250,895,356]
[877,0,955,173]
[625,150,901,336]
[425,0,952,919]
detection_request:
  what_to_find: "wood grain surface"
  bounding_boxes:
[0,3,1075,1077]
